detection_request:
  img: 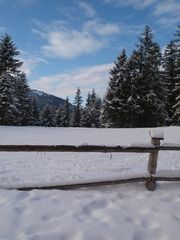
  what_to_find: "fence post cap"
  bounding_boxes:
[149,129,164,140]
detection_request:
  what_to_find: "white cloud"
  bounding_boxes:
[78,1,96,17]
[20,58,41,77]
[105,0,158,9]
[153,0,180,27]
[34,20,120,59]
[20,59,38,77]
[105,0,180,27]
[120,24,145,35]
[156,15,180,28]
[153,0,180,16]
[83,20,120,36]
[41,30,103,59]
[19,50,47,77]
[30,63,112,100]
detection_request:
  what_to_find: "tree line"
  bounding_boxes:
[0,25,179,128]
[39,88,102,128]
[0,34,102,127]
[104,25,180,127]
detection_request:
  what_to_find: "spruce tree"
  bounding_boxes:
[163,40,177,124]
[31,97,40,126]
[0,34,22,74]
[103,49,127,127]
[0,34,23,125]
[72,87,83,127]
[81,93,92,127]
[56,97,70,127]
[55,107,63,127]
[173,26,180,123]
[16,73,33,126]
[135,26,167,127]
[41,105,55,127]
[122,50,143,127]
[0,72,16,125]
[103,26,167,128]
[82,89,102,127]
[62,97,70,127]
[89,89,101,127]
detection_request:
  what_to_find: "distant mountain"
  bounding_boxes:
[30,89,73,111]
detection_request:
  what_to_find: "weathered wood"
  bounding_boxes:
[0,144,180,153]
[155,176,180,181]
[148,138,161,174]
[0,144,155,152]
[159,146,180,151]
[1,139,180,192]
[145,178,156,191]
[3,176,180,191]
[6,177,149,191]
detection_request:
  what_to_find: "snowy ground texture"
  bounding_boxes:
[0,126,180,240]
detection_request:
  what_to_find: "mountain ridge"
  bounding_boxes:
[30,89,73,110]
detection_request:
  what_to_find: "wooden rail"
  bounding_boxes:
[1,133,180,191]
[0,144,180,152]
[13,176,180,191]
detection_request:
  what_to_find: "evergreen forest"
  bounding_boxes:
[0,25,179,128]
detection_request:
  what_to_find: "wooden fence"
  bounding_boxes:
[0,134,180,191]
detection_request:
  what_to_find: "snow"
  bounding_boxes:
[1,125,180,146]
[150,129,164,139]
[128,142,155,148]
[162,142,180,148]
[32,89,44,96]
[0,126,180,239]
[156,170,180,178]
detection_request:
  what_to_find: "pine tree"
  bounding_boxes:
[82,89,102,127]
[16,73,33,126]
[92,91,102,127]
[41,105,55,127]
[89,89,101,127]
[173,26,180,123]
[0,34,23,125]
[135,26,167,127]
[0,72,17,125]
[31,97,40,126]
[103,26,167,128]
[163,40,177,124]
[0,34,22,74]
[72,88,83,127]
[122,50,143,127]
[81,93,92,127]
[55,107,63,127]
[62,97,70,127]
[103,49,127,127]
[55,97,70,127]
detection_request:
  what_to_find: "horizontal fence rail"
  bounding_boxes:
[0,144,180,152]
[15,176,180,191]
[1,137,180,191]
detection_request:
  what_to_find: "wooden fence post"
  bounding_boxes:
[146,131,164,191]
[148,137,161,174]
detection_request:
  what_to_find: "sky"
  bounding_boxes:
[0,0,179,102]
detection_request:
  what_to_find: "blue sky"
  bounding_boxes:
[0,0,179,102]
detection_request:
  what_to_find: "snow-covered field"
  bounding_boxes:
[0,126,180,240]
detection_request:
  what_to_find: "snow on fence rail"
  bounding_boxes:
[1,130,180,191]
